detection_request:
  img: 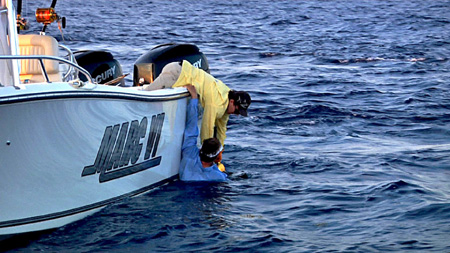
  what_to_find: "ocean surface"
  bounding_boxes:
[4,0,450,252]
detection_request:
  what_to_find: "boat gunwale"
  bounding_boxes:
[0,89,189,105]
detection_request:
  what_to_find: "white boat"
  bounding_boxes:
[0,0,208,237]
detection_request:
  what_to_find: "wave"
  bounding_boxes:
[322,57,430,64]
[401,202,450,220]
[363,180,433,203]
[270,16,310,26]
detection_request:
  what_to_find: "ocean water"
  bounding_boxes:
[4,0,450,252]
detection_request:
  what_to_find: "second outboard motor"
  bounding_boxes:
[133,43,209,86]
[75,51,124,86]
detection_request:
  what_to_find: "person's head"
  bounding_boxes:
[200,138,223,163]
[227,90,251,116]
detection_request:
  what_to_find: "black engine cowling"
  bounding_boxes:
[133,43,209,86]
[74,50,124,86]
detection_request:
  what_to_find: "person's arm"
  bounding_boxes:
[182,86,199,151]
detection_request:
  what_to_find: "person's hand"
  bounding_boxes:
[185,85,197,99]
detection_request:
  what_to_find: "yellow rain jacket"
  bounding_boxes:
[172,60,231,146]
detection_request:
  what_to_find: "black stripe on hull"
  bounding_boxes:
[0,175,178,230]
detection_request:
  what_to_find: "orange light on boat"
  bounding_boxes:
[35,8,58,24]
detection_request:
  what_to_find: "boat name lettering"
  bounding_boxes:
[95,65,116,83]
[81,113,165,183]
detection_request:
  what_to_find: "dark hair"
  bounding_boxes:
[228,90,236,100]
[200,138,221,163]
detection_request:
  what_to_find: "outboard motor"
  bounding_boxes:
[74,51,124,86]
[133,43,209,86]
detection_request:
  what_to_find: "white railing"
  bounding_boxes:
[58,44,78,81]
[0,54,95,87]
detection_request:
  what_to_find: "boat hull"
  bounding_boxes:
[0,87,187,235]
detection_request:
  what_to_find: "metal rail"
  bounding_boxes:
[0,54,95,86]
[58,44,77,81]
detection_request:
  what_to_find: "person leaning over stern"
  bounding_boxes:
[178,85,227,182]
[143,60,251,171]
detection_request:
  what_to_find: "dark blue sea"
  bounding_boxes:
[4,0,450,252]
